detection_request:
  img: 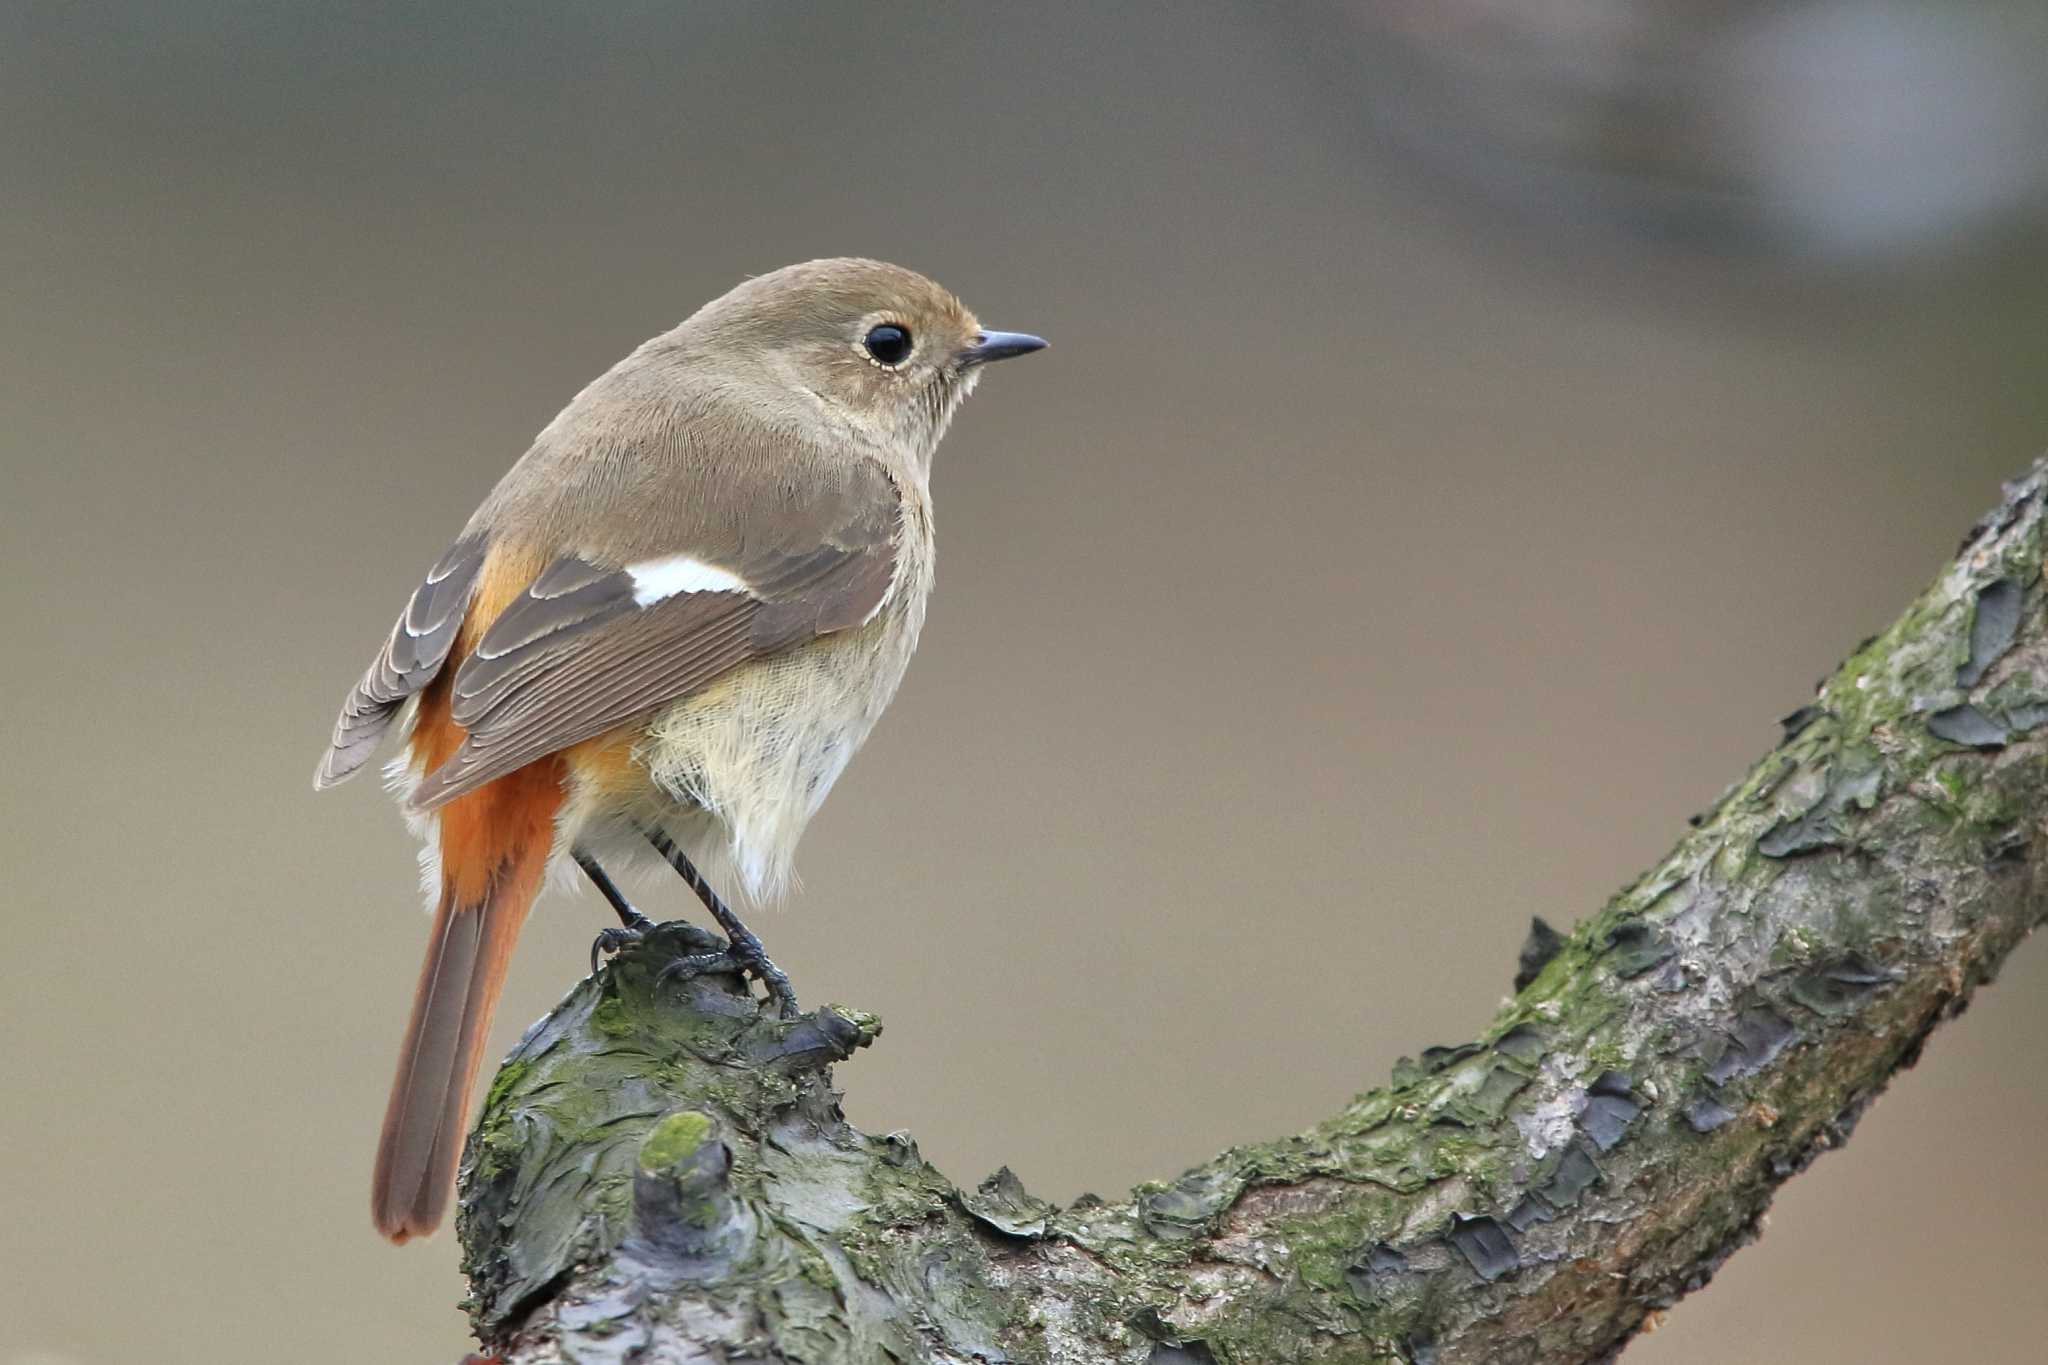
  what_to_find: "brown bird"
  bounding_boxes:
[314,259,1044,1242]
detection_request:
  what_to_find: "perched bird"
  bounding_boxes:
[314,259,1045,1242]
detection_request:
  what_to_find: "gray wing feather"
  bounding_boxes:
[314,538,486,788]
[407,532,896,812]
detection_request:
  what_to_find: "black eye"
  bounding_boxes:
[863,323,912,367]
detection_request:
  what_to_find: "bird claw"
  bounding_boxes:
[589,914,654,976]
[656,935,799,1019]
[740,944,801,1020]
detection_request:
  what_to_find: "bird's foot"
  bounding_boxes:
[589,909,655,976]
[657,927,799,1019]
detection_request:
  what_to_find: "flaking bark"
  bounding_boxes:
[457,460,2048,1364]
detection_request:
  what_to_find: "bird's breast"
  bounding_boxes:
[574,491,934,901]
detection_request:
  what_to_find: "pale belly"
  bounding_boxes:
[557,589,927,905]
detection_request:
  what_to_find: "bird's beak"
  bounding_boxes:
[959,330,1048,367]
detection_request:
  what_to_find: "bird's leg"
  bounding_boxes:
[577,849,655,975]
[642,827,799,1018]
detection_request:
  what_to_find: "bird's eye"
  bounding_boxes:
[863,323,913,367]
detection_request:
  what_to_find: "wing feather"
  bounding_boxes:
[323,453,907,809]
[314,538,486,788]
[408,525,896,811]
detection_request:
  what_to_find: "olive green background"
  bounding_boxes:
[4,7,2046,1363]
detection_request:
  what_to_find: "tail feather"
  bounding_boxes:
[371,755,562,1243]
[370,883,519,1241]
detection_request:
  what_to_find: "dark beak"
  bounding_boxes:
[960,330,1048,367]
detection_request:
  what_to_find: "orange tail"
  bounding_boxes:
[372,756,562,1243]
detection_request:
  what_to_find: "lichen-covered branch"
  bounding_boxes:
[457,461,2048,1365]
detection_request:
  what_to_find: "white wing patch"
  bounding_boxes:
[626,555,748,606]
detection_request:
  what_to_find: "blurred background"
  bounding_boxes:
[4,4,2046,1362]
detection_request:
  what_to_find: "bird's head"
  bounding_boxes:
[679,257,1046,463]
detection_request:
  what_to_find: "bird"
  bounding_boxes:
[313,258,1045,1243]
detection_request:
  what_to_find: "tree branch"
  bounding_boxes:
[456,460,2048,1365]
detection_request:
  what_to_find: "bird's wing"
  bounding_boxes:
[315,537,487,789]
[405,466,902,811]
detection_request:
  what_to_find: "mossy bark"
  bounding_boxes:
[458,461,2048,1365]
